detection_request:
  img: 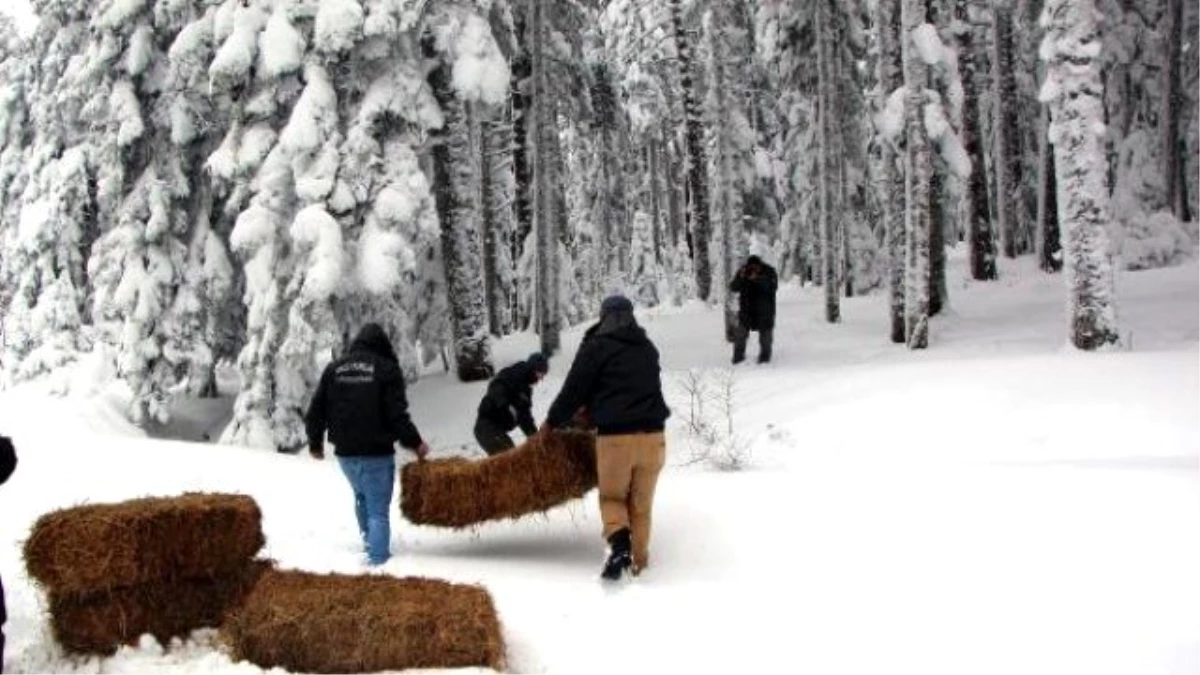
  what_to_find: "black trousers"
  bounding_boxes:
[733,325,773,362]
[474,417,516,456]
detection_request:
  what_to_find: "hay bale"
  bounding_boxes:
[48,562,270,655]
[25,493,265,595]
[401,430,596,528]
[222,568,505,673]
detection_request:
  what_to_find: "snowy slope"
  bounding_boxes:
[1,256,1197,675]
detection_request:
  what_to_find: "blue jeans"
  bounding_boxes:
[337,455,396,565]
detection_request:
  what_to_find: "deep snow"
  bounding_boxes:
[1,254,1197,674]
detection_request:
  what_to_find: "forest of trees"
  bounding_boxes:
[0,0,1195,448]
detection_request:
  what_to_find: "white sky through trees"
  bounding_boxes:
[0,0,35,36]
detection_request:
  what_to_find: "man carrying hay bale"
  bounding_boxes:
[543,295,671,581]
[1,434,15,672]
[474,352,550,455]
[306,323,431,566]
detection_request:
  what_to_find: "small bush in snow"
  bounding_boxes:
[1109,210,1197,271]
[676,368,750,471]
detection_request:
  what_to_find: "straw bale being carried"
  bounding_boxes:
[401,430,596,528]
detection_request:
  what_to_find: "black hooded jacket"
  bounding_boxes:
[477,361,539,435]
[305,324,423,456]
[545,314,671,435]
[730,260,778,331]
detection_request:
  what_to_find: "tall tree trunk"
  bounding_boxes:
[425,40,495,381]
[818,1,841,324]
[902,0,931,349]
[957,0,997,281]
[992,1,1026,259]
[1035,105,1062,271]
[531,0,559,355]
[648,137,664,264]
[1042,0,1120,349]
[929,164,947,315]
[511,10,533,330]
[481,110,513,335]
[1163,0,1185,220]
[671,0,713,301]
[878,0,906,342]
[709,7,745,341]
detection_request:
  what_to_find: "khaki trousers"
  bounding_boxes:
[596,431,666,572]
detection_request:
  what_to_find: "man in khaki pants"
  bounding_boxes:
[544,295,671,581]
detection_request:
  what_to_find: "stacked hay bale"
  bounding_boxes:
[222,568,505,672]
[401,429,597,528]
[23,493,266,654]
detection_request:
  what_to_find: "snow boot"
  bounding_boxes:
[600,528,632,581]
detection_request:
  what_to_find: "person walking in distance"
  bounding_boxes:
[729,254,778,364]
[543,295,671,581]
[306,323,430,566]
[474,353,550,455]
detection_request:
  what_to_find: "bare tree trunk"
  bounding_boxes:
[902,0,931,348]
[531,0,559,355]
[993,1,1026,259]
[511,10,533,330]
[424,38,494,381]
[929,164,946,316]
[1042,0,1120,350]
[818,1,841,324]
[1035,105,1062,272]
[671,0,713,301]
[481,109,513,335]
[878,0,906,342]
[1163,0,1185,219]
[648,137,664,264]
[957,0,997,281]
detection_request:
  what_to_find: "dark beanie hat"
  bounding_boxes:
[600,294,634,317]
[747,254,763,266]
[527,352,549,373]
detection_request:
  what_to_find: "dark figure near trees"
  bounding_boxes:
[729,255,778,364]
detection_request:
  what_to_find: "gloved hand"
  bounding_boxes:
[414,442,431,462]
[309,445,325,460]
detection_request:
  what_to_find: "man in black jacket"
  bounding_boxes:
[729,255,779,364]
[1,434,15,672]
[544,295,671,581]
[306,323,429,566]
[474,352,549,455]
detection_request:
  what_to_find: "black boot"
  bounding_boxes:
[600,528,632,581]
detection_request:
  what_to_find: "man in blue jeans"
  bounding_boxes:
[306,324,429,566]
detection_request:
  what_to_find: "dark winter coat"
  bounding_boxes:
[0,435,13,486]
[305,324,423,457]
[730,261,779,331]
[545,315,671,436]
[477,362,539,436]
[1,434,14,632]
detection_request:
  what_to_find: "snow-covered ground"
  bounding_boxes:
[1,254,1197,674]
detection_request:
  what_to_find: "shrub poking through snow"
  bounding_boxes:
[401,430,596,528]
[222,568,506,673]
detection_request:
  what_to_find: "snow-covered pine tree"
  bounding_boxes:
[952,0,997,279]
[1040,0,1120,349]
[902,0,933,349]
